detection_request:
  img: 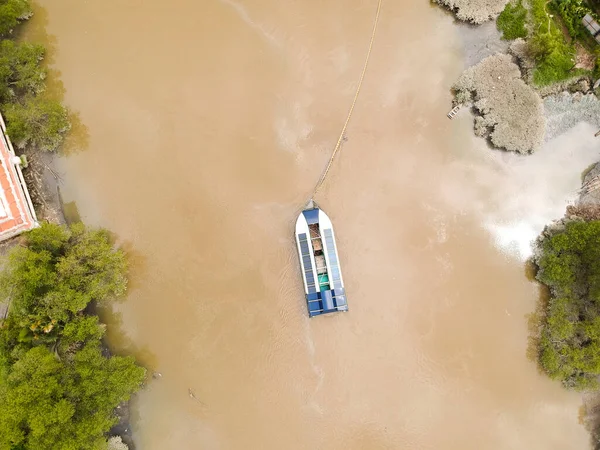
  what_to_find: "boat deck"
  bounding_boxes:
[296,206,348,317]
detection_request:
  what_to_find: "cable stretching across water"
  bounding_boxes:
[310,0,383,201]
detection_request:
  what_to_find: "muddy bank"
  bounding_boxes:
[455,19,508,68]
[110,401,135,450]
[544,92,600,141]
[577,161,600,207]
[21,150,65,224]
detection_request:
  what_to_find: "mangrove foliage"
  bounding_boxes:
[536,220,600,390]
[497,0,527,39]
[496,0,600,86]
[0,223,145,450]
[0,0,70,152]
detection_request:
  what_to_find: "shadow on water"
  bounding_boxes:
[524,264,549,368]
[94,298,154,450]
[523,248,547,366]
[15,2,90,155]
[15,3,63,98]
[523,258,538,281]
[61,198,81,225]
[580,392,600,450]
[119,239,149,294]
[95,303,157,372]
[14,2,57,54]
[61,111,90,155]
[92,235,155,363]
[90,236,152,450]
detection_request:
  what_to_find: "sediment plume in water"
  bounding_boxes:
[440,122,600,260]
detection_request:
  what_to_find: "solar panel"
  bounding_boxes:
[583,14,600,35]
[302,209,320,225]
[298,233,317,293]
[332,288,347,307]
[323,229,342,289]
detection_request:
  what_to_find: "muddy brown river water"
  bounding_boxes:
[23,0,600,448]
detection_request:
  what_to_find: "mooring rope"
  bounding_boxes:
[309,0,383,201]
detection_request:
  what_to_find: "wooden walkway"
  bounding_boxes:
[447,105,461,120]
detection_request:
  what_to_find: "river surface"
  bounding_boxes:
[24,0,600,448]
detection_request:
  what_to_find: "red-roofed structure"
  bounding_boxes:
[0,113,37,241]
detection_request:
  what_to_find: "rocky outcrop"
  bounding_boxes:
[453,53,545,153]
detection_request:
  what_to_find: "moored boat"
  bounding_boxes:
[295,202,348,317]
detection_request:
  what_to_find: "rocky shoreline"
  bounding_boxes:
[448,2,600,444]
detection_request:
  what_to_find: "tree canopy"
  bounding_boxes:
[528,0,581,86]
[536,220,600,390]
[497,0,527,40]
[0,0,71,152]
[0,223,145,450]
[4,95,70,152]
[0,0,31,37]
[0,40,45,103]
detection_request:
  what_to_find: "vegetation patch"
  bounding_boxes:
[497,0,528,39]
[528,0,583,85]
[0,223,145,449]
[550,0,596,42]
[0,0,32,37]
[0,0,71,155]
[535,220,600,390]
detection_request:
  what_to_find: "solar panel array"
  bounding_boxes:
[583,14,600,42]
[323,229,342,289]
[298,233,317,293]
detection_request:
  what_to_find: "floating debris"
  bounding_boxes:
[581,175,600,194]
[188,388,205,406]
